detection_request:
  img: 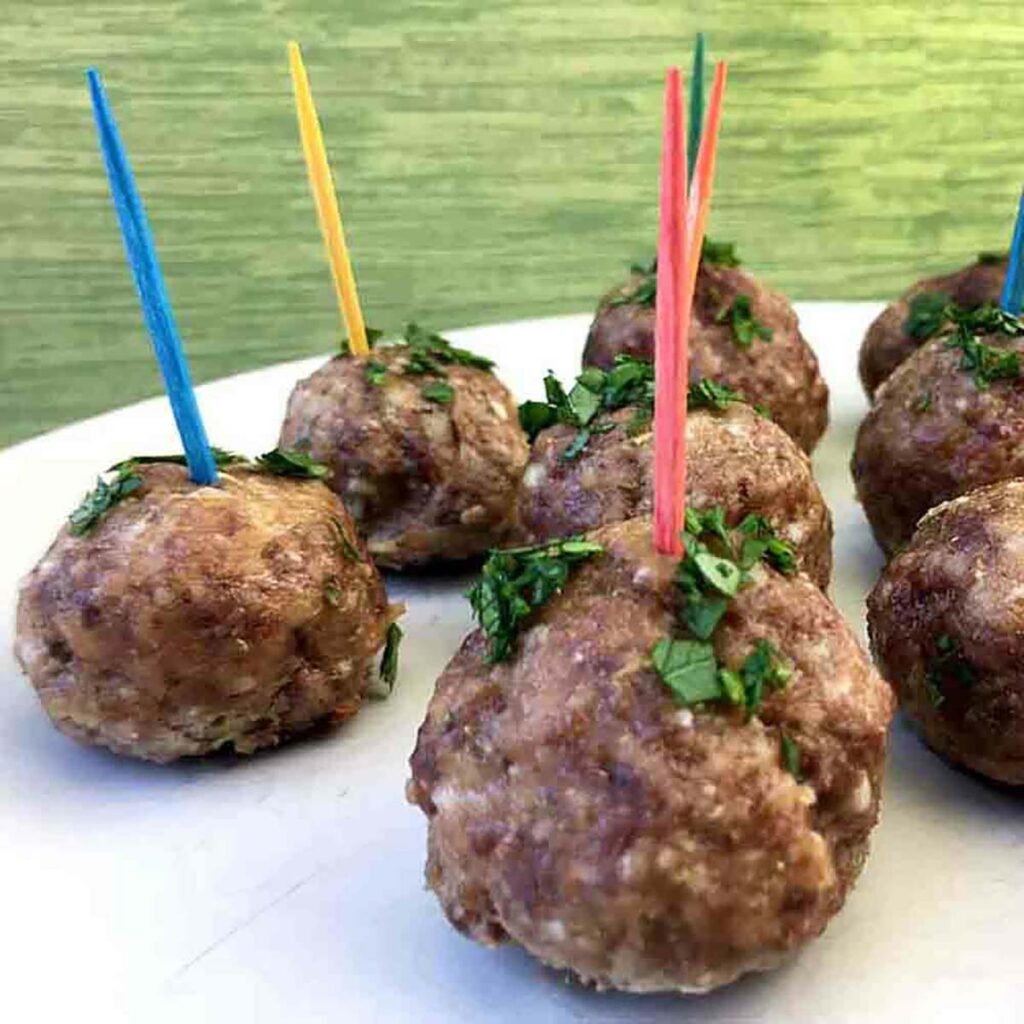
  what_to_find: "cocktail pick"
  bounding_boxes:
[86,68,218,486]
[287,41,370,356]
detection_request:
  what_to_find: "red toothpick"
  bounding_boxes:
[653,68,689,556]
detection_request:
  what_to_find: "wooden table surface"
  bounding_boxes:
[2,1,1022,445]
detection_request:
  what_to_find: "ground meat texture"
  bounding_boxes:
[15,465,395,763]
[408,517,893,993]
[851,330,1024,556]
[858,256,1008,398]
[279,349,528,568]
[516,402,832,588]
[582,261,829,452]
[868,479,1024,784]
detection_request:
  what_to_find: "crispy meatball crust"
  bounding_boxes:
[868,480,1024,784]
[858,256,1008,399]
[279,348,529,569]
[516,403,833,588]
[852,330,1024,556]
[15,465,395,763]
[408,517,893,993]
[582,262,829,452]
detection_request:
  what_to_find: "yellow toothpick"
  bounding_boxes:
[287,41,369,357]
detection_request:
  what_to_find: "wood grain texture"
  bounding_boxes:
[2,1,1022,444]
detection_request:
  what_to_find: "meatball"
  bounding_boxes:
[868,479,1024,784]
[852,318,1024,555]
[15,464,396,763]
[582,260,829,452]
[408,516,893,993]
[516,402,832,588]
[279,340,528,569]
[859,254,1008,398]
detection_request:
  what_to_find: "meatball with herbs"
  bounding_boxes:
[279,324,528,569]
[409,513,893,993]
[868,478,1024,784]
[15,456,399,763]
[582,242,829,452]
[852,305,1024,555]
[859,252,1009,398]
[516,359,832,587]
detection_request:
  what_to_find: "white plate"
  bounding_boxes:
[2,307,1022,1024]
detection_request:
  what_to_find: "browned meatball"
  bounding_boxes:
[582,261,829,452]
[852,322,1024,556]
[516,402,832,588]
[408,516,893,993]
[868,479,1024,784]
[279,345,528,569]
[15,464,396,763]
[859,254,1008,398]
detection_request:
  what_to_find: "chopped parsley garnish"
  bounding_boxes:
[978,251,1008,266]
[323,575,342,607]
[924,633,976,707]
[365,360,389,386]
[715,294,773,348]
[68,463,143,535]
[467,537,604,662]
[378,622,403,695]
[340,326,384,356]
[780,732,802,780]
[401,322,495,373]
[607,258,657,308]
[702,238,741,267]
[945,305,1023,389]
[420,379,455,405]
[109,447,246,472]
[652,508,795,715]
[331,516,360,561]
[904,292,950,341]
[688,378,745,410]
[256,448,331,479]
[518,356,745,458]
[354,322,493,395]
[913,391,933,413]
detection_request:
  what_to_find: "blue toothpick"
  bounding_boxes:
[86,68,218,486]
[1000,188,1024,316]
[687,33,706,185]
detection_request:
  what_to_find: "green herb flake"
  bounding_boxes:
[607,258,657,309]
[978,251,1008,266]
[331,516,360,561]
[68,463,143,536]
[716,294,774,348]
[402,322,495,373]
[913,391,933,414]
[109,447,246,472]
[904,292,950,341]
[378,622,403,695]
[688,378,744,410]
[925,633,976,706]
[365,360,389,386]
[736,515,797,575]
[323,575,342,607]
[421,380,455,404]
[652,638,722,704]
[256,448,332,480]
[945,305,1024,389]
[780,732,802,780]
[740,639,791,716]
[701,238,741,267]
[340,326,384,356]
[467,537,604,662]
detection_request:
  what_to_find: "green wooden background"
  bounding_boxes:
[2,1,1022,445]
